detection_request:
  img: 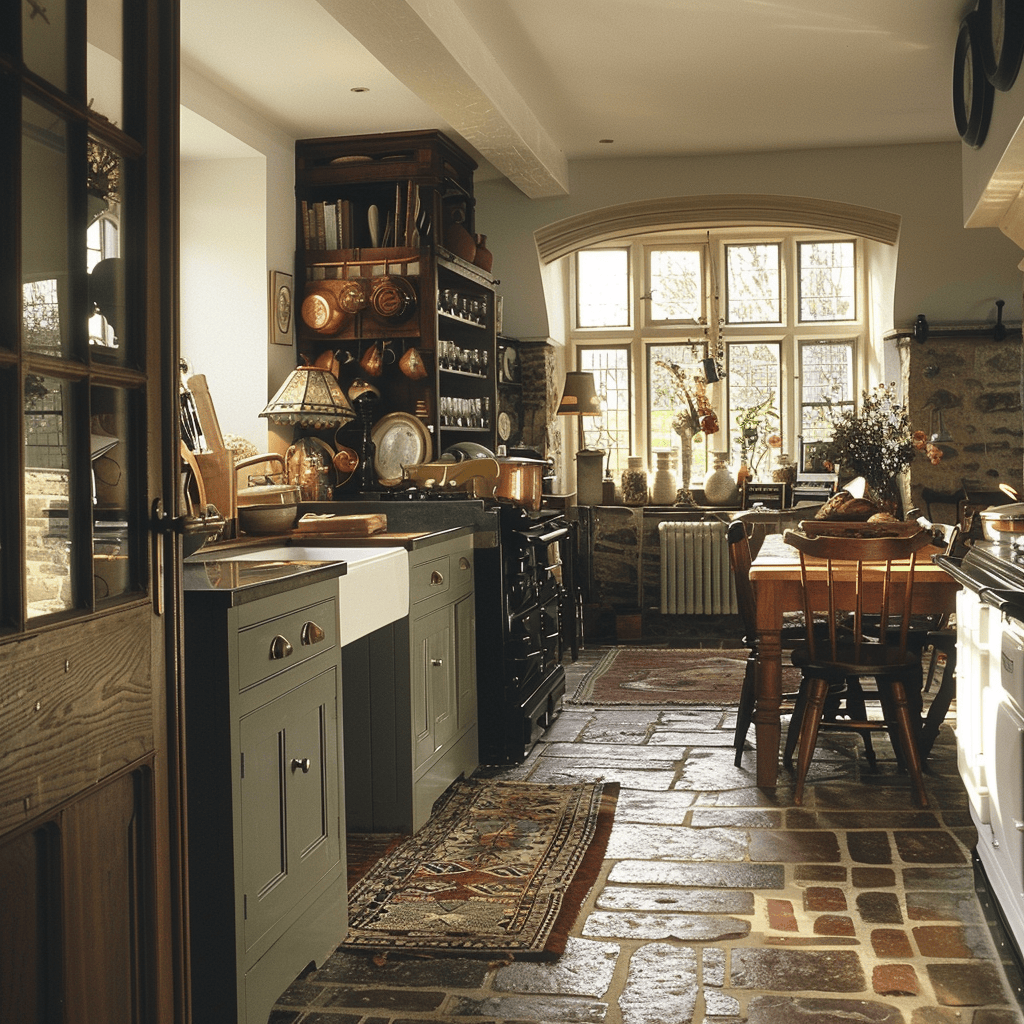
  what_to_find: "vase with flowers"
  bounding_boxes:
[817,382,942,514]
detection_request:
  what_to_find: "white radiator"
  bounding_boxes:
[658,521,738,615]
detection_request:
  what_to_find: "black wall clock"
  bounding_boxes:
[978,0,1024,90]
[954,11,995,148]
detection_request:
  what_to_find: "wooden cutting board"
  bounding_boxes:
[296,513,387,536]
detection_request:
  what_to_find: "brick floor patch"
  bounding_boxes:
[852,867,896,888]
[794,864,846,883]
[893,831,968,864]
[871,928,915,958]
[767,899,798,932]
[748,830,842,863]
[814,915,856,936]
[914,925,990,959]
[846,830,893,864]
[856,891,904,924]
[873,963,919,996]
[804,886,847,912]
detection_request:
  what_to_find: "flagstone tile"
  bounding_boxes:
[893,831,968,864]
[539,741,685,764]
[902,866,975,890]
[688,807,783,828]
[794,865,847,884]
[914,925,995,959]
[525,763,679,790]
[747,829,842,863]
[926,962,1014,1006]
[676,750,768,791]
[730,948,866,991]
[607,859,785,889]
[694,786,792,807]
[852,867,897,887]
[576,723,653,744]
[855,891,903,924]
[492,938,620,997]
[312,950,492,988]
[617,944,698,1024]
[447,993,608,1021]
[605,823,749,861]
[846,831,893,864]
[613,788,696,822]
[647,731,736,746]
[595,885,754,915]
[317,986,447,1012]
[742,996,902,1023]
[907,890,985,922]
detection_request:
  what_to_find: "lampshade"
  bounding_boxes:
[557,371,602,415]
[260,366,356,429]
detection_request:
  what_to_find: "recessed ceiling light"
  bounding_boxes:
[351,87,370,93]
[599,139,614,144]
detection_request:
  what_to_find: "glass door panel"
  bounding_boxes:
[25,375,79,618]
[23,0,69,91]
[87,0,124,128]
[91,385,133,603]
[22,99,70,358]
[87,136,126,362]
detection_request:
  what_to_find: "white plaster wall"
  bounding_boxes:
[476,142,1022,344]
[179,67,297,453]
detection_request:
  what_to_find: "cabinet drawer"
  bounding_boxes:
[237,598,338,691]
[410,554,451,604]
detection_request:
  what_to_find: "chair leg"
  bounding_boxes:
[843,679,877,768]
[890,680,929,808]
[734,654,758,767]
[783,683,810,769]
[794,677,829,806]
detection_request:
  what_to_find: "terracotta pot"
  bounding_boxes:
[473,234,493,273]
[444,220,477,263]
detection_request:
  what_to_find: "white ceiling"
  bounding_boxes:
[180,0,975,197]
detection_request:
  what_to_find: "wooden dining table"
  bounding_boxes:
[747,532,961,787]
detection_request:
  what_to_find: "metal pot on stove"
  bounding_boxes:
[979,502,1024,543]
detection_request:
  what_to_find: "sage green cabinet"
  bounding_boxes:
[184,570,348,1024]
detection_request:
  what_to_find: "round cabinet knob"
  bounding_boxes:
[290,758,311,774]
[269,634,293,660]
[430,658,444,667]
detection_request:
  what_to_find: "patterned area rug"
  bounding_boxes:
[342,779,618,959]
[568,646,801,705]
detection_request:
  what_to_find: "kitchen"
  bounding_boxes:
[8,2,1024,1022]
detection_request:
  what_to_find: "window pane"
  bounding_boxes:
[24,0,68,91]
[25,376,77,618]
[727,342,781,478]
[91,386,133,603]
[88,0,124,128]
[800,340,855,440]
[647,342,707,490]
[648,249,702,322]
[577,249,629,328]
[87,136,126,361]
[578,347,631,478]
[799,241,855,322]
[23,100,70,357]
[725,243,781,324]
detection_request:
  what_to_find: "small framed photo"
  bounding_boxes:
[800,439,835,480]
[270,271,293,346]
[742,481,787,510]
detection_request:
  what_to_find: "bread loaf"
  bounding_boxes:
[815,492,882,522]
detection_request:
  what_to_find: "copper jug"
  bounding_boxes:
[359,342,383,377]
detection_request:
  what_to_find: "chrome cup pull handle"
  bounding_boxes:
[301,621,325,645]
[270,634,293,660]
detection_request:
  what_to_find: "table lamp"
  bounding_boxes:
[557,371,603,504]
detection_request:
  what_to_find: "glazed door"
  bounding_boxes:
[0,1,182,1022]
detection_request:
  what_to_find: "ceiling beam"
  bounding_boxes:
[315,0,569,198]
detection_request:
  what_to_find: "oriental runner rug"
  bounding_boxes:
[568,646,801,706]
[341,778,618,959]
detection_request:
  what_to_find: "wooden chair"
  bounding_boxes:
[782,528,935,807]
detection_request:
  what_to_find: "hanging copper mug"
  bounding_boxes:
[359,341,383,377]
[399,345,427,380]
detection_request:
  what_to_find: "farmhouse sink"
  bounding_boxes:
[219,544,408,644]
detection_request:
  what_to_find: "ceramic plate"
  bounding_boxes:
[371,412,432,486]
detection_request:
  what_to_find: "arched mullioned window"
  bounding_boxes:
[538,195,901,486]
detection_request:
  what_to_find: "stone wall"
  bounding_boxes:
[899,330,1024,521]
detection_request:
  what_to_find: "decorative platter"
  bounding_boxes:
[798,520,923,539]
[371,412,432,486]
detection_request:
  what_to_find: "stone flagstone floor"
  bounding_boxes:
[270,647,1024,1024]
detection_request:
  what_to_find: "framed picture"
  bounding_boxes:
[270,271,293,346]
[799,439,836,481]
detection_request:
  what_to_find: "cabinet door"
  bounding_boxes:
[240,667,340,955]
[454,591,478,734]
[411,606,455,768]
